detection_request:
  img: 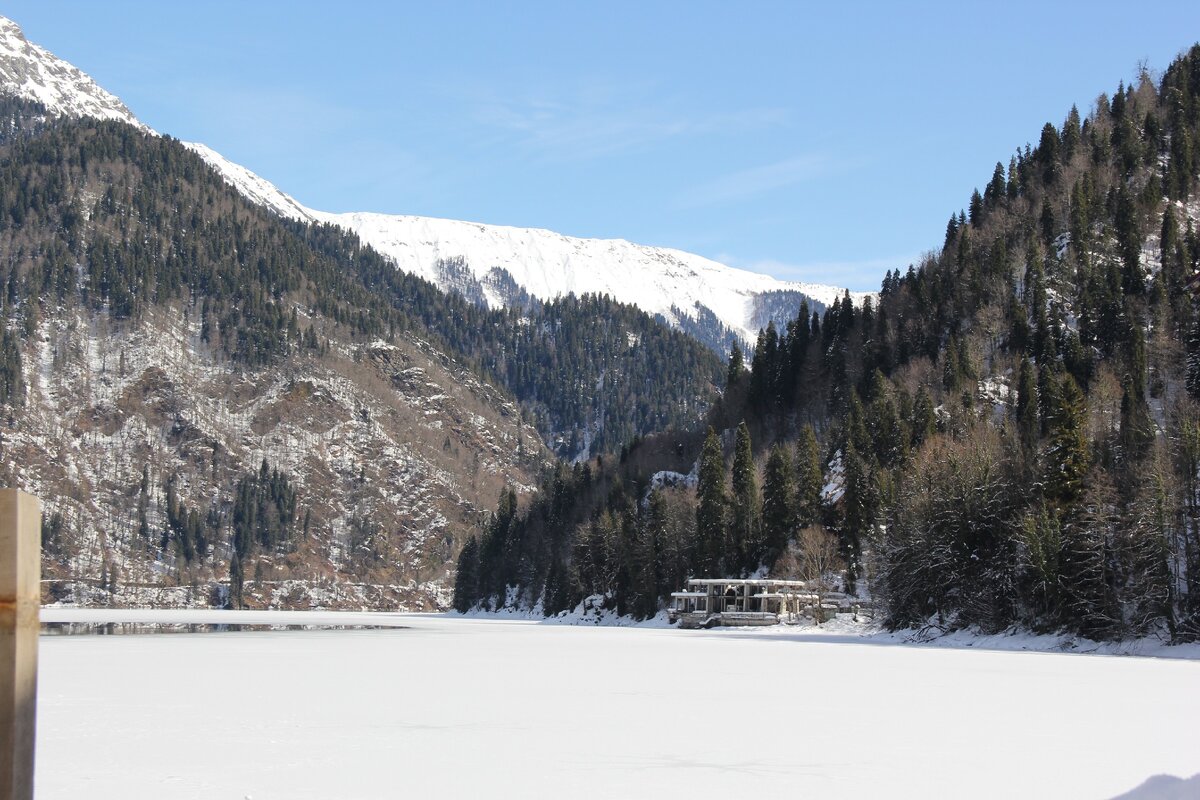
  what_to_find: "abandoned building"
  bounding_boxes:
[668,578,866,628]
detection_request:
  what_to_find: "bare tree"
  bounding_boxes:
[799,525,842,623]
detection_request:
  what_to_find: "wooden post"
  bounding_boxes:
[1,490,40,800]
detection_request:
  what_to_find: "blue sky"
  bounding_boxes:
[5,1,1199,290]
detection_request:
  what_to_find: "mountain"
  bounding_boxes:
[0,14,864,351]
[187,143,866,351]
[0,96,552,610]
[458,46,1200,644]
[0,16,730,609]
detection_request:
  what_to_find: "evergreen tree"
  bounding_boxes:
[0,327,24,406]
[228,551,244,610]
[453,536,480,613]
[726,343,745,387]
[1043,375,1090,505]
[1015,357,1039,451]
[1114,185,1145,294]
[796,425,824,528]
[695,427,728,576]
[839,442,873,593]
[761,444,796,567]
[1119,375,1155,464]
[730,421,761,572]
[845,390,870,457]
[1021,502,1061,623]
[911,387,936,449]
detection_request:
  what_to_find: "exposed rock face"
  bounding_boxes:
[12,305,546,611]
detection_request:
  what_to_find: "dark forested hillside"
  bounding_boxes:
[459,46,1200,642]
[0,95,721,458]
[0,94,721,607]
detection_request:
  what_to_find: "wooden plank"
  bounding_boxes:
[0,490,41,800]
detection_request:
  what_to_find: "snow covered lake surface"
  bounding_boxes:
[35,611,1200,799]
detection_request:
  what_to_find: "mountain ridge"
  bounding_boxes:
[0,13,867,350]
[186,142,870,348]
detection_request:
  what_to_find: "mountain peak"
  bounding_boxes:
[0,15,146,131]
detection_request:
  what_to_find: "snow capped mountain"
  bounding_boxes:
[185,142,868,347]
[0,13,869,348]
[0,16,146,131]
[318,214,864,340]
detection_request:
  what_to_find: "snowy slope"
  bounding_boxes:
[0,13,868,346]
[0,17,146,131]
[187,142,867,345]
[310,212,861,339]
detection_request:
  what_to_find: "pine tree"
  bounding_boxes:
[985,162,1007,208]
[453,536,480,613]
[911,387,936,449]
[1043,375,1090,505]
[796,425,824,528]
[943,337,963,393]
[1120,375,1155,464]
[726,343,745,387]
[229,551,244,610]
[695,427,728,576]
[1058,474,1121,638]
[0,327,24,406]
[761,444,796,566]
[867,379,905,468]
[1021,502,1061,622]
[1037,364,1061,437]
[1114,185,1145,294]
[845,390,870,457]
[969,189,985,226]
[1120,322,1154,463]
[730,422,761,572]
[1015,357,1039,451]
[840,442,873,593]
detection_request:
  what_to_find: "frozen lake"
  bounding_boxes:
[34,612,1200,799]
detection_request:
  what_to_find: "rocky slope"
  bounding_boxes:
[0,16,145,130]
[15,301,547,610]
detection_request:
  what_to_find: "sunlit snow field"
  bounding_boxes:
[35,612,1200,799]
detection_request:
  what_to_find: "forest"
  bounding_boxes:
[457,46,1200,642]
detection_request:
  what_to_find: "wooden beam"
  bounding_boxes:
[1,490,40,800]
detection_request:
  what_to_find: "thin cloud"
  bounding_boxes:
[678,154,839,209]
[469,83,788,162]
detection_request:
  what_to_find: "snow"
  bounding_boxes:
[307,209,867,345]
[184,140,312,221]
[821,448,844,504]
[35,611,1200,799]
[0,16,147,131]
[183,141,868,345]
[648,468,697,492]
